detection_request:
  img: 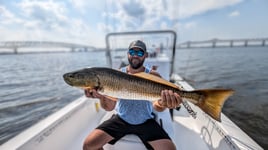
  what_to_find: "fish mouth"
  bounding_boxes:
[63,73,74,86]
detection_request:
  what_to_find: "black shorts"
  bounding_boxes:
[96,114,171,149]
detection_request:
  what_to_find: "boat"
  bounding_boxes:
[0,30,263,150]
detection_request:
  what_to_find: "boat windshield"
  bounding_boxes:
[105,30,177,79]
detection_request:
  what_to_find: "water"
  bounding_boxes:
[0,47,267,149]
[0,52,108,144]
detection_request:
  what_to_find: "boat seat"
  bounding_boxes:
[99,109,174,150]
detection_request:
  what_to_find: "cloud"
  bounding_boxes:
[184,22,197,29]
[97,22,113,33]
[179,0,243,19]
[1,0,246,47]
[104,0,243,32]
[69,0,86,10]
[122,1,145,17]
[0,5,22,25]
[0,5,14,20]
[69,0,104,14]
[19,0,68,30]
[104,0,163,31]
[229,10,240,17]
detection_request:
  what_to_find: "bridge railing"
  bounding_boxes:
[0,41,96,54]
[178,38,268,48]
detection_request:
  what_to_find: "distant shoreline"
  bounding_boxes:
[0,50,105,55]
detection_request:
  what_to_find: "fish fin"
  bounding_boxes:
[133,72,181,89]
[195,89,234,122]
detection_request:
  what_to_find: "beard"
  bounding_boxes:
[128,57,145,69]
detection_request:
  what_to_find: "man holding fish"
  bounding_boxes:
[83,40,181,150]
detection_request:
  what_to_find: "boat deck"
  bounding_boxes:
[0,93,263,150]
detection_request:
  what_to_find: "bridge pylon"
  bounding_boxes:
[262,40,266,46]
[14,47,18,54]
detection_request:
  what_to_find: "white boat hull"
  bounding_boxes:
[1,80,263,150]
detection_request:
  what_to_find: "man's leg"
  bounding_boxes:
[83,129,114,150]
[135,119,176,150]
[149,139,176,150]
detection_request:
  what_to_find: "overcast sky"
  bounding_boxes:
[0,0,267,47]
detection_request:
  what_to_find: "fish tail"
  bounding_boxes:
[195,89,234,122]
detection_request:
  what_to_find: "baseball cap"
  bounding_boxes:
[128,40,147,52]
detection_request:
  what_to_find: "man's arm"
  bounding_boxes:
[149,70,161,77]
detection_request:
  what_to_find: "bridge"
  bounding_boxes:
[178,37,268,48]
[0,41,96,54]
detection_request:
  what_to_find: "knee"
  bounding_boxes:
[167,142,176,150]
[83,139,97,150]
[83,140,91,150]
[82,129,111,150]
[83,138,105,150]
[149,139,176,150]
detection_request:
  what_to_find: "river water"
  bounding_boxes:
[0,47,267,149]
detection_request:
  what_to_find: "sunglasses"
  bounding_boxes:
[128,49,145,57]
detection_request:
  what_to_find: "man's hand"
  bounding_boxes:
[84,89,104,99]
[84,89,116,111]
[159,90,182,109]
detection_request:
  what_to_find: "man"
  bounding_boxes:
[83,40,182,150]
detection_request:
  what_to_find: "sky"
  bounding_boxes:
[0,0,267,48]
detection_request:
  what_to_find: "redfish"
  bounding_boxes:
[63,67,234,122]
